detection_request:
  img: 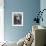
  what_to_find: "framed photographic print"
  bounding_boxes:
[12,12,23,26]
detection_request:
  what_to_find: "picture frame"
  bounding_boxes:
[12,12,23,26]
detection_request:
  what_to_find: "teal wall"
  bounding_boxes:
[4,0,40,42]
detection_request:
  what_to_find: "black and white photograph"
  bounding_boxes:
[12,12,23,26]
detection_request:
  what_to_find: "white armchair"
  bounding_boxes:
[17,37,25,46]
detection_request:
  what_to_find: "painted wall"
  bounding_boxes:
[4,0,40,42]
